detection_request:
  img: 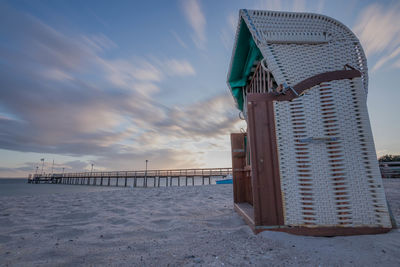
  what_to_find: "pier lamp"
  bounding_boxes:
[144,160,148,187]
[40,158,45,175]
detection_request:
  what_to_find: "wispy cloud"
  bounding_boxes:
[372,46,400,72]
[171,30,188,49]
[252,0,325,12]
[181,0,206,49]
[253,0,282,10]
[154,94,240,139]
[316,0,325,13]
[353,3,400,71]
[0,5,238,175]
[292,0,306,12]
[164,59,196,76]
[227,13,237,32]
[393,57,400,68]
[0,159,97,177]
[81,33,118,52]
[220,12,237,51]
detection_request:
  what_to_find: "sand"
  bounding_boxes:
[0,179,399,266]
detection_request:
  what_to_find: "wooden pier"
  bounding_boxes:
[28,168,232,187]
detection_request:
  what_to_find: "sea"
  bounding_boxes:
[0,177,225,197]
[0,178,124,197]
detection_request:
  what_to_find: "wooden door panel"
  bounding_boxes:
[247,94,284,226]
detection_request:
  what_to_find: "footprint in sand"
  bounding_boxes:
[60,211,98,221]
[0,217,14,226]
[54,228,85,239]
[147,218,178,231]
[0,234,12,244]
[106,217,130,225]
[204,216,245,229]
[11,228,32,235]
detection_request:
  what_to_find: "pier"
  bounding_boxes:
[28,168,232,187]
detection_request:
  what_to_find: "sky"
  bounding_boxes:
[0,0,399,177]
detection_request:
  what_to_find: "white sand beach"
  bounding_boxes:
[1,179,399,266]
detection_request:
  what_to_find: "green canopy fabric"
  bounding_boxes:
[228,19,262,111]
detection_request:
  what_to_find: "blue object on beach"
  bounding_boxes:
[216,179,233,184]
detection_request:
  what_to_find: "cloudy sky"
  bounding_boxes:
[0,0,399,177]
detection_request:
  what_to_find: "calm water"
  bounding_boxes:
[0,177,225,197]
[0,178,124,197]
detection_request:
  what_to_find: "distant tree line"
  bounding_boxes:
[378,154,400,162]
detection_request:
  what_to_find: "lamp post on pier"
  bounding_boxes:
[145,159,148,187]
[51,159,54,177]
[61,167,65,184]
[40,158,45,175]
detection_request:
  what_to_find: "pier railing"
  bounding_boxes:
[28,167,233,187]
[379,162,400,178]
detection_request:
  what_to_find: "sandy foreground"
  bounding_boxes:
[0,180,399,266]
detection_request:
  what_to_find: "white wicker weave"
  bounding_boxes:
[228,10,391,228]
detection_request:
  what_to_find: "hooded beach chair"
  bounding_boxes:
[227,9,393,235]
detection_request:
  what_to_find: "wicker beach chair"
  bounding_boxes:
[227,9,392,235]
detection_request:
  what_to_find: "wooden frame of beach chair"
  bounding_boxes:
[228,9,393,236]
